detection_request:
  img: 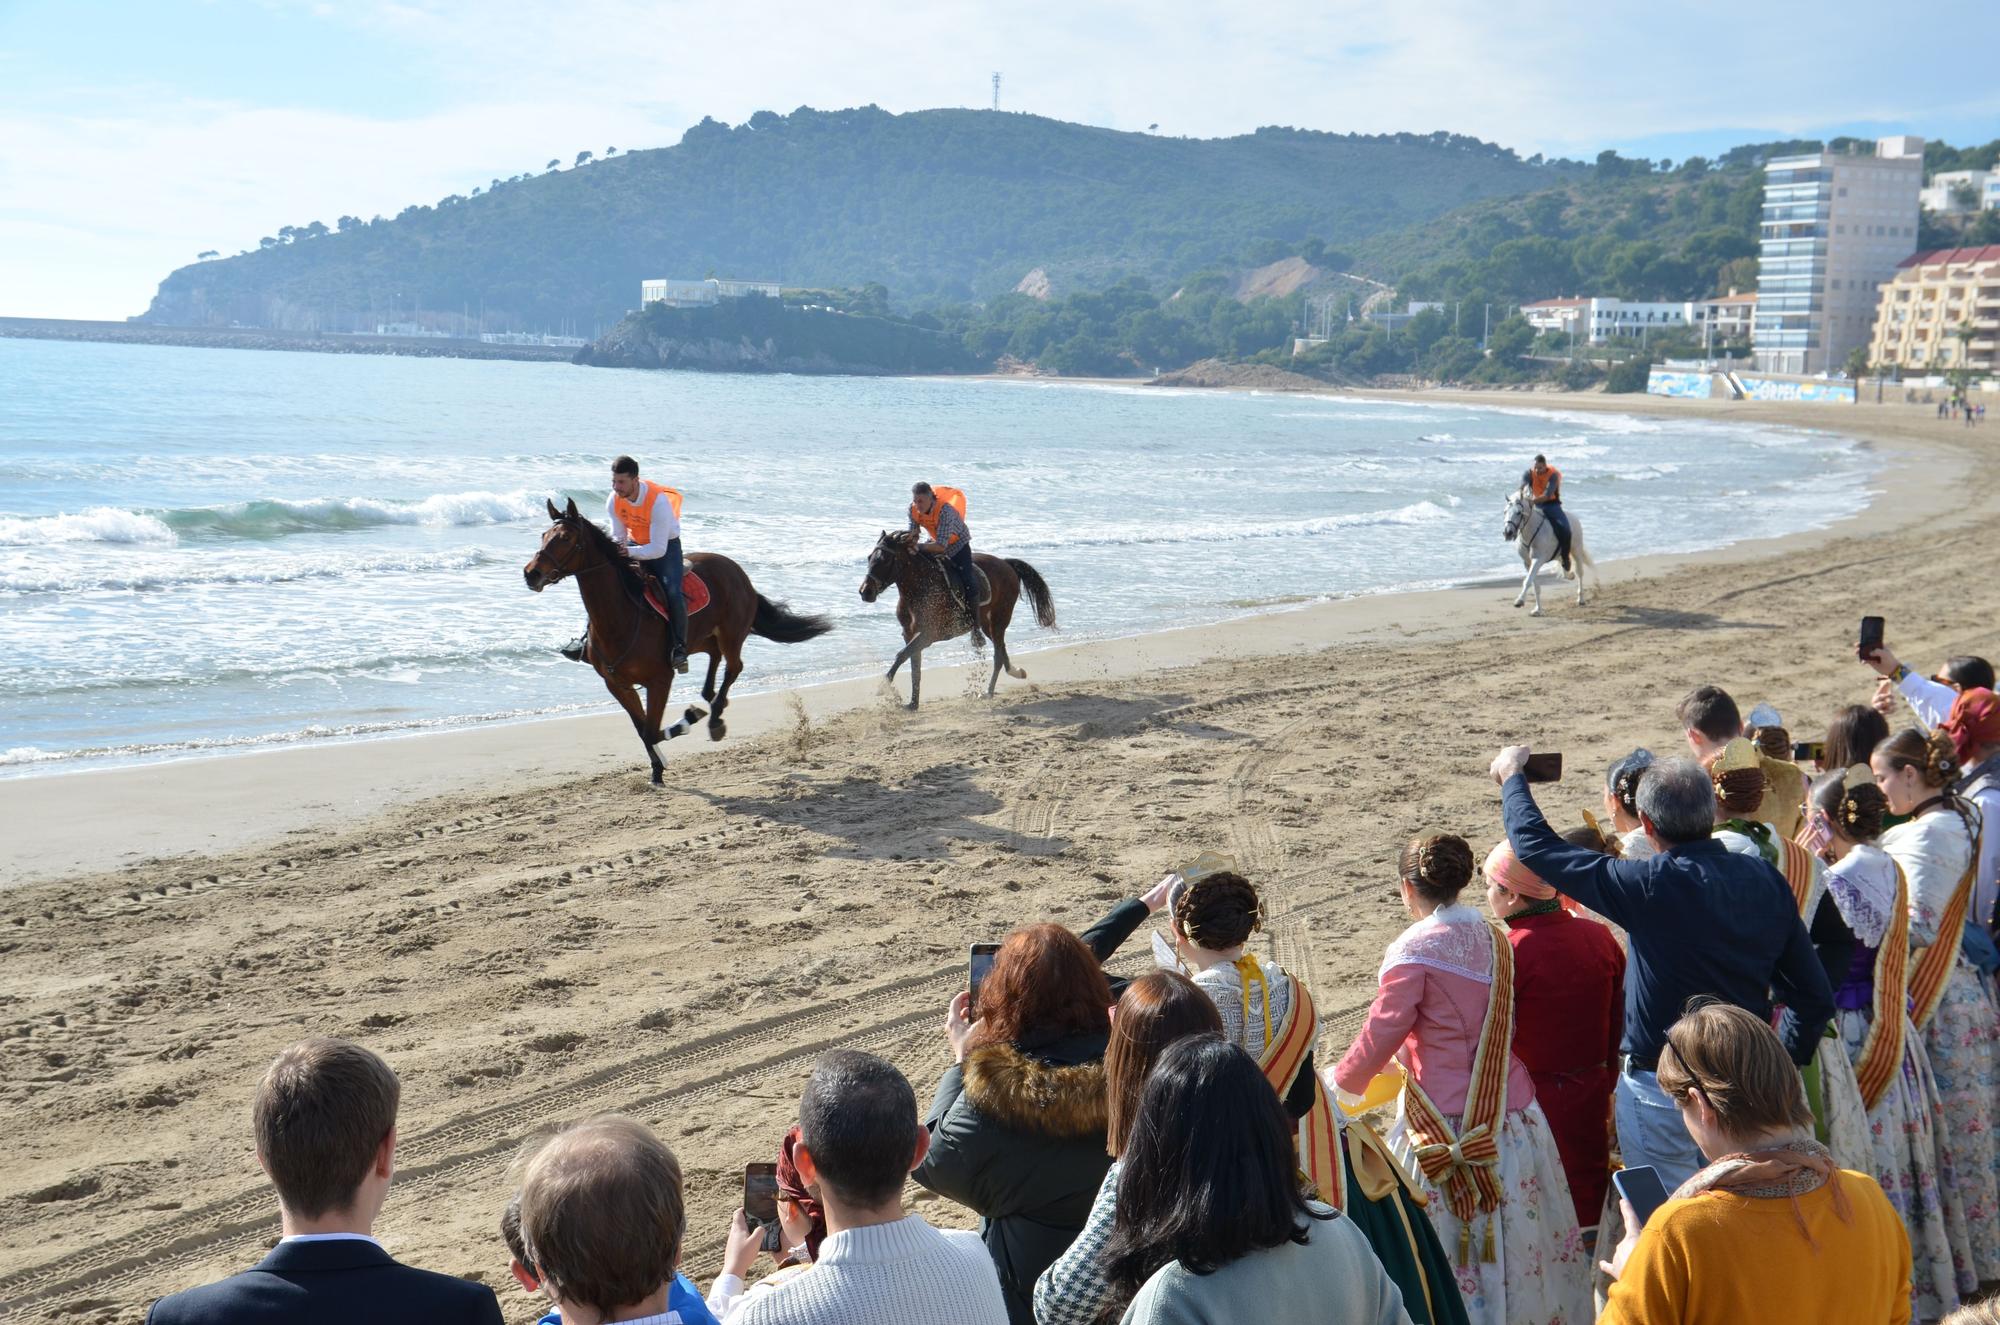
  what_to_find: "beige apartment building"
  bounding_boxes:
[1868,245,2000,376]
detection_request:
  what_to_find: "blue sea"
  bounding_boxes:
[0,338,1876,775]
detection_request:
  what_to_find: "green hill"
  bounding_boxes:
[139,106,1579,332]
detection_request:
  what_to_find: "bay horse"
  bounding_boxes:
[1501,486,1597,616]
[524,497,832,784]
[858,530,1056,709]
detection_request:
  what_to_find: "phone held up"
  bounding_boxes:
[1523,752,1563,784]
[1793,739,1827,765]
[1858,615,1885,663]
[1612,1164,1671,1229]
[967,942,1001,1017]
[743,1162,783,1252]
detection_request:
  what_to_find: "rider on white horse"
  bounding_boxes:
[1523,454,1572,573]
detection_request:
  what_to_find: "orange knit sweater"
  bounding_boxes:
[1601,1171,1911,1325]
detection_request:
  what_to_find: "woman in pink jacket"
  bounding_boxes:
[1335,832,1591,1325]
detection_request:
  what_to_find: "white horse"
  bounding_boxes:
[1501,487,1595,615]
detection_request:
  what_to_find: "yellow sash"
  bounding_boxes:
[1910,852,1979,1034]
[1853,864,1912,1111]
[1249,957,1345,1211]
[1779,834,1818,915]
[1398,922,1513,1261]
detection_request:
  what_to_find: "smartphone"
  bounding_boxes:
[1858,615,1885,662]
[1523,752,1563,784]
[967,942,1001,1015]
[1612,1164,1671,1229]
[743,1163,779,1224]
[1793,739,1826,765]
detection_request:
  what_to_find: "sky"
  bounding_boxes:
[1,0,1996,321]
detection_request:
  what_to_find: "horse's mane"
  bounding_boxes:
[563,511,648,600]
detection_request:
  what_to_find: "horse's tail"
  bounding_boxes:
[1005,558,1057,629]
[752,594,833,644]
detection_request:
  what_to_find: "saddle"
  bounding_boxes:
[642,568,710,620]
[939,559,992,610]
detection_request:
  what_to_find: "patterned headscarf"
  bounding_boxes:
[1939,687,2000,765]
[776,1125,826,1264]
[1483,839,1556,900]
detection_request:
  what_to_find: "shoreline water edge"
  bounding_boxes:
[2,386,1968,886]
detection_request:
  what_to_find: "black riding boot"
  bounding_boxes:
[560,631,589,663]
[667,594,690,674]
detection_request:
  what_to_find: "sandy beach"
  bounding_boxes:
[3,391,1996,1324]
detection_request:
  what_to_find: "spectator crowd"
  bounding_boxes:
[144,635,2000,1325]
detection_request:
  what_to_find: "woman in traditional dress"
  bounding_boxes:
[1601,750,1658,862]
[1334,833,1590,1325]
[1808,767,1969,1320]
[1702,739,1872,1171]
[1482,841,1624,1239]
[1875,726,2000,1284]
[1158,870,1469,1325]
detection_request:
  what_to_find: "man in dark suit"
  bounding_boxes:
[146,1037,501,1325]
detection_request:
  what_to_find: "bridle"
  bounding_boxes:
[1509,491,1546,548]
[537,520,647,672]
[860,538,906,598]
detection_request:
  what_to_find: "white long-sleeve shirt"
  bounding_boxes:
[607,488,681,560]
[732,1215,1006,1325]
[1897,671,2000,924]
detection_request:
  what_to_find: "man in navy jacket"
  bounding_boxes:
[1491,746,1834,1190]
[146,1038,500,1325]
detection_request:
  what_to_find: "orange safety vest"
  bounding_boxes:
[612,480,684,547]
[908,485,968,544]
[1529,466,1561,501]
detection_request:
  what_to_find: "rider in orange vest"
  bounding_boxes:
[1524,453,1573,573]
[560,455,688,671]
[909,482,983,643]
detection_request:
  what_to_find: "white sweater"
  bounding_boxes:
[733,1214,1008,1325]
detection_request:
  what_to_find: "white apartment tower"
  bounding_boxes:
[1753,135,1924,375]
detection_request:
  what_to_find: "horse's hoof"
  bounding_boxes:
[904,701,919,712]
[1007,666,1027,679]
[1512,600,1524,609]
[650,768,664,786]
[1531,608,1544,618]
[683,706,707,725]
[707,719,726,742]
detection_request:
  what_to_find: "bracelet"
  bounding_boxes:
[1892,663,1911,682]
[783,1241,812,1264]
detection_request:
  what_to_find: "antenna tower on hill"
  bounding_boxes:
[992,72,1001,111]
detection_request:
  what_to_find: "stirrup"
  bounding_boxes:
[560,636,588,663]
[672,648,689,674]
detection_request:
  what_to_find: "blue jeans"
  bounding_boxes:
[1540,501,1572,565]
[1615,1061,1703,1192]
[637,538,686,654]
[945,543,980,615]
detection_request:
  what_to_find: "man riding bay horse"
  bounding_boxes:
[563,455,688,671]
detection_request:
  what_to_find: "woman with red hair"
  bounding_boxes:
[914,907,1143,1325]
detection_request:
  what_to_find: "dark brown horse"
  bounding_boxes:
[524,498,831,783]
[858,530,1056,709]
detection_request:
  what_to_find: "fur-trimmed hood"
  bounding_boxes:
[960,1040,1109,1140]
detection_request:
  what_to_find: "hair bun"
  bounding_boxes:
[1926,729,1961,784]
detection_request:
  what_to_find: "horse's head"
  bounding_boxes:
[858,530,910,602]
[524,497,591,591]
[1501,488,1527,543]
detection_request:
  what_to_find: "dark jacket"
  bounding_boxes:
[1503,772,1835,1068]
[913,899,1146,1325]
[146,1236,502,1325]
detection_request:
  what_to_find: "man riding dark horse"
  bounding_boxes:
[562,455,688,672]
[908,481,983,645]
[1523,453,1572,573]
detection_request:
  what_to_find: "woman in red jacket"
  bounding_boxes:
[1484,838,1625,1231]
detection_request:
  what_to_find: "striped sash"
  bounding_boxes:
[1399,921,1513,1249]
[1910,853,1979,1033]
[1779,835,1818,915]
[1253,963,1345,1210]
[1853,864,1912,1111]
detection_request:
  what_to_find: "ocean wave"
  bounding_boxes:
[1037,501,1455,551]
[0,548,498,595]
[0,507,177,545]
[0,489,588,547]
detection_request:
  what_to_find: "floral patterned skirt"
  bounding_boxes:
[1387,1099,1592,1325]
[1920,960,2000,1284]
[1836,1007,1969,1320]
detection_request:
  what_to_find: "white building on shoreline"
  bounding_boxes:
[641,277,783,308]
